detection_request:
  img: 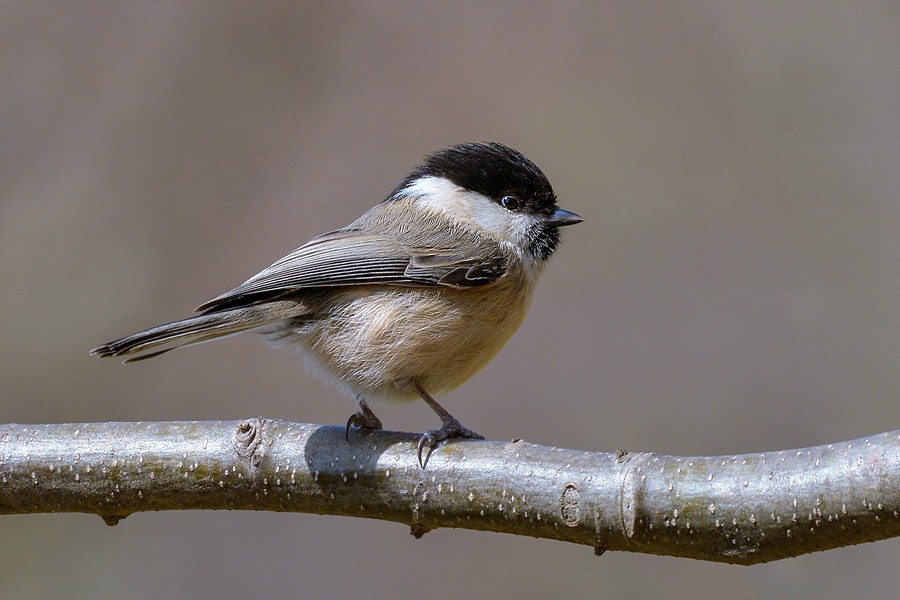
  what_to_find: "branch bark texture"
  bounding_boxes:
[0,420,897,564]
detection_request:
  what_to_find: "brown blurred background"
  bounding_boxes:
[2,2,899,598]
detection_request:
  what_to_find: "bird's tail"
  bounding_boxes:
[91,304,291,362]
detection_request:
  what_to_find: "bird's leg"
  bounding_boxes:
[345,396,384,440]
[414,382,483,468]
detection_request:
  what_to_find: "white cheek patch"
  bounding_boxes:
[399,176,538,249]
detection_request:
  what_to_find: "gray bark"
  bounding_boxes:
[0,419,897,564]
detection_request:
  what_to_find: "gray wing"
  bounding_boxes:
[196,229,506,313]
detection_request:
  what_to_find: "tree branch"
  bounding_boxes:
[0,419,896,564]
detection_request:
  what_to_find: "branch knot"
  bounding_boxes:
[233,417,269,474]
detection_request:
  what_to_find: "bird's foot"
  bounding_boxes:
[345,411,383,440]
[417,417,483,468]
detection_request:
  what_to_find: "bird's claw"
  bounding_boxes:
[416,418,483,468]
[344,411,383,440]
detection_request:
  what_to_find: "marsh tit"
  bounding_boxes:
[92,142,582,466]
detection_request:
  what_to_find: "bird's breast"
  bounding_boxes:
[296,278,534,402]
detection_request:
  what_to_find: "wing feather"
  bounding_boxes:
[197,229,506,313]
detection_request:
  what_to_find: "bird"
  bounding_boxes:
[92,142,582,466]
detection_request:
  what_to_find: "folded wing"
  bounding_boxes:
[197,229,506,313]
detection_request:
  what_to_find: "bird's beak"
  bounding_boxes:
[548,208,583,227]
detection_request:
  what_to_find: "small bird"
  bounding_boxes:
[92,142,582,466]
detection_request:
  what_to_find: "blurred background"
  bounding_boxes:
[2,2,899,598]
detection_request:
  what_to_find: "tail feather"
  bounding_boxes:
[91,305,290,362]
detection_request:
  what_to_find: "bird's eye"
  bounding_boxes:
[500,195,521,211]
